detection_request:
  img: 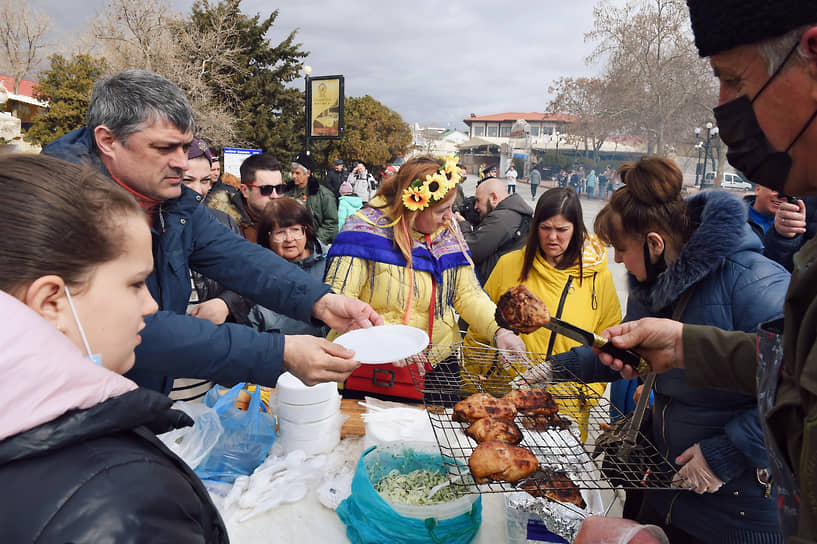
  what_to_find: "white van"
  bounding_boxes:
[703,172,753,190]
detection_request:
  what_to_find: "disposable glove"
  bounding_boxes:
[510,360,552,389]
[672,442,724,494]
[576,516,669,544]
[495,328,527,353]
[494,328,535,377]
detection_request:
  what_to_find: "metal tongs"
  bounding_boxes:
[617,373,655,460]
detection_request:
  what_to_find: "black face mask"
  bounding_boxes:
[714,41,817,195]
[643,239,666,284]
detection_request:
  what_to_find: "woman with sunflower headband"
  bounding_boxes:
[325,156,525,395]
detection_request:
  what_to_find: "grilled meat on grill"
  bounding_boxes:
[466,417,523,445]
[517,469,586,509]
[469,440,539,483]
[495,285,550,334]
[453,393,518,423]
[503,388,559,417]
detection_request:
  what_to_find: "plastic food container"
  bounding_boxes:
[278,395,341,423]
[278,412,343,441]
[371,442,480,520]
[277,412,343,455]
[276,372,340,405]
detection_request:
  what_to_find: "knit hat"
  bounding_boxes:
[188,138,212,164]
[333,159,344,166]
[293,151,317,173]
[687,0,817,57]
[339,181,354,195]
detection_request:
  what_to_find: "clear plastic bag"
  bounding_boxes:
[194,383,277,483]
[158,401,224,470]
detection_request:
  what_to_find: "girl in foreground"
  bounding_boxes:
[0,154,227,542]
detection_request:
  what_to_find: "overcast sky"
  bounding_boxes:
[41,0,630,130]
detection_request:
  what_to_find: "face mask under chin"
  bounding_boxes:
[64,286,104,367]
[642,239,667,284]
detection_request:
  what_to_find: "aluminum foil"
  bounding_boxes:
[504,491,587,543]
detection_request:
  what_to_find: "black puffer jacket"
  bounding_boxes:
[459,192,533,283]
[0,388,228,543]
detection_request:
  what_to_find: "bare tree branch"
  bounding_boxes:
[85,0,247,145]
[581,0,716,153]
[0,0,52,93]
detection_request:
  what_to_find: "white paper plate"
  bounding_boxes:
[333,325,429,364]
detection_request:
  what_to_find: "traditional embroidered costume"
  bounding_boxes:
[325,199,500,349]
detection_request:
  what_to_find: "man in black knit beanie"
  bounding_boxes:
[578,2,817,543]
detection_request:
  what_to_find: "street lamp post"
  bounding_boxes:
[554,130,562,172]
[694,122,721,187]
[710,126,721,176]
[701,123,712,186]
[303,65,312,157]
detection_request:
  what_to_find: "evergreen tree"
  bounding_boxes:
[189,0,307,156]
[321,95,412,173]
[25,54,108,147]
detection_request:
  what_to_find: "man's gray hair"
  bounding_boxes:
[86,70,195,143]
[291,161,309,174]
[756,27,809,76]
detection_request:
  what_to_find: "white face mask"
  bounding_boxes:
[64,286,103,366]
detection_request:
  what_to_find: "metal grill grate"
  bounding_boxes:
[405,343,679,498]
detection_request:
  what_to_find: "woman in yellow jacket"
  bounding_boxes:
[325,156,524,390]
[466,187,622,440]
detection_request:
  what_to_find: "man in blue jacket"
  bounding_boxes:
[43,70,382,394]
[745,185,814,271]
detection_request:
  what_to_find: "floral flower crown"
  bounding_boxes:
[401,156,462,211]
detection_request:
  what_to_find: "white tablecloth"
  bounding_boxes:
[226,487,507,543]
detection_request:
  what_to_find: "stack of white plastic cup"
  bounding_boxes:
[276,372,343,455]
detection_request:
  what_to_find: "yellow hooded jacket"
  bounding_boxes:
[465,234,622,440]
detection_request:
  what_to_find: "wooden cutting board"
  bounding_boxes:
[340,397,367,438]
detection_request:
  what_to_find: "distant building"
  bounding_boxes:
[464,112,573,142]
[459,111,647,177]
[0,75,47,151]
[411,123,469,156]
[0,75,47,129]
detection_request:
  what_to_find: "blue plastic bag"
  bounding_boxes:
[337,444,482,544]
[194,383,276,483]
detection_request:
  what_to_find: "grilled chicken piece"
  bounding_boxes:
[517,469,586,509]
[453,393,517,423]
[519,414,573,432]
[469,441,539,483]
[503,388,559,417]
[495,285,551,334]
[466,417,523,445]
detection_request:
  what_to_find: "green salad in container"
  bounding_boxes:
[375,468,457,505]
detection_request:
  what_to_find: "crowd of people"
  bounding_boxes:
[556,165,617,200]
[3,1,817,542]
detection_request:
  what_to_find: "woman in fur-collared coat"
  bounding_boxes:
[551,157,789,544]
